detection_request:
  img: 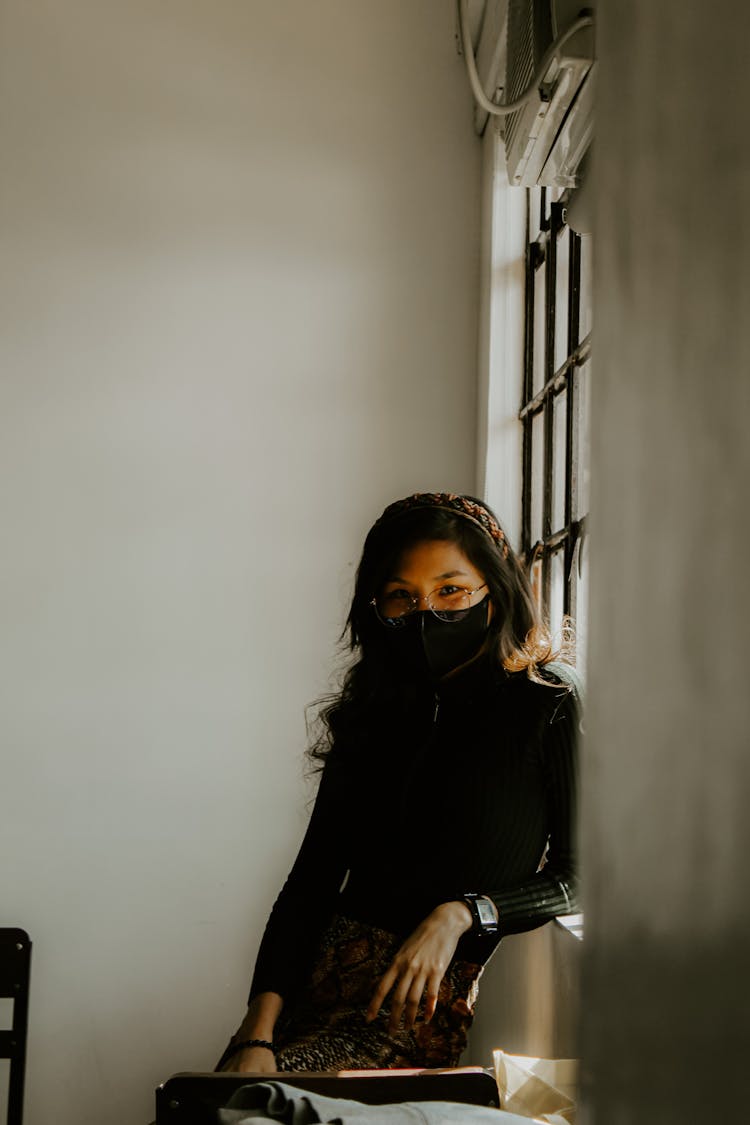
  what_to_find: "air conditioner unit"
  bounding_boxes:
[504,0,594,188]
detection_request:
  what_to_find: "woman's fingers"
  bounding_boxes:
[367,962,428,1033]
[423,972,442,1023]
[365,964,398,1023]
[398,972,428,1032]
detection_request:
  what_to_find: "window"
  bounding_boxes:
[521,187,591,669]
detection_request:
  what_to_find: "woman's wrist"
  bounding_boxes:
[237,992,283,1043]
[238,1021,276,1042]
[434,900,473,935]
[230,1038,274,1054]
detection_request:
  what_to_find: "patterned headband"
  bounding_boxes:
[375,492,509,559]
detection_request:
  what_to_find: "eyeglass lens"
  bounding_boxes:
[375,587,476,625]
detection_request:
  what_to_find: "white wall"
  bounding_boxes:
[0,3,481,1122]
[583,2,750,1122]
[475,125,525,548]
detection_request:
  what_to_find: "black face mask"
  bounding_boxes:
[385,596,491,681]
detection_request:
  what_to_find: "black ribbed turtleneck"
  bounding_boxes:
[248,657,580,1004]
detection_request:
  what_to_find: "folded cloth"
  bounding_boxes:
[217,1079,533,1124]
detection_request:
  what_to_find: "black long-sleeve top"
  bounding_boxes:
[248,657,580,1005]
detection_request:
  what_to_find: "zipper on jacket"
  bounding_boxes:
[433,693,440,723]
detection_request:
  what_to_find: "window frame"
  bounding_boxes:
[520,187,591,639]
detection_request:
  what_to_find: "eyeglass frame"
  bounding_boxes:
[370,583,489,627]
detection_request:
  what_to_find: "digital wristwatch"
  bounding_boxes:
[461,893,499,934]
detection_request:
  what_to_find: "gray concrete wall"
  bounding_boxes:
[583,2,750,1123]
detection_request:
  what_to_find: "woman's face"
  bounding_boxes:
[379,538,489,619]
[375,538,492,679]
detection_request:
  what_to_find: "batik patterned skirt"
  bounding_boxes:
[223,914,483,1072]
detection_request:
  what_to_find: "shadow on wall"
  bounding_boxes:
[466,921,581,1066]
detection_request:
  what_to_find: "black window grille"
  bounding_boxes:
[521,187,591,658]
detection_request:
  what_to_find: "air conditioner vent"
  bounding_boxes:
[504,0,594,188]
[504,0,553,162]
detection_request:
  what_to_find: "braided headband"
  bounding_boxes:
[374,492,509,559]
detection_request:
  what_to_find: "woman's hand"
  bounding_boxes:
[221,1044,277,1074]
[365,901,473,1035]
[219,993,283,1073]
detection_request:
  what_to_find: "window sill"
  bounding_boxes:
[555,912,583,940]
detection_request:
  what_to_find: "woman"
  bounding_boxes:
[217,492,580,1073]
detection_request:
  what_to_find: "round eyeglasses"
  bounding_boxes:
[371,583,488,627]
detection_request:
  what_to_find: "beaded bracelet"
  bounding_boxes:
[226,1038,274,1058]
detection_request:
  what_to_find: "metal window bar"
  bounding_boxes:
[521,187,590,635]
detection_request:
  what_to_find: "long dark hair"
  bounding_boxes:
[308,496,558,767]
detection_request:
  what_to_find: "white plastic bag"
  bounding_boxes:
[493,1051,578,1124]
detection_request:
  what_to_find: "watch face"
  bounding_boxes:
[477,899,496,926]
